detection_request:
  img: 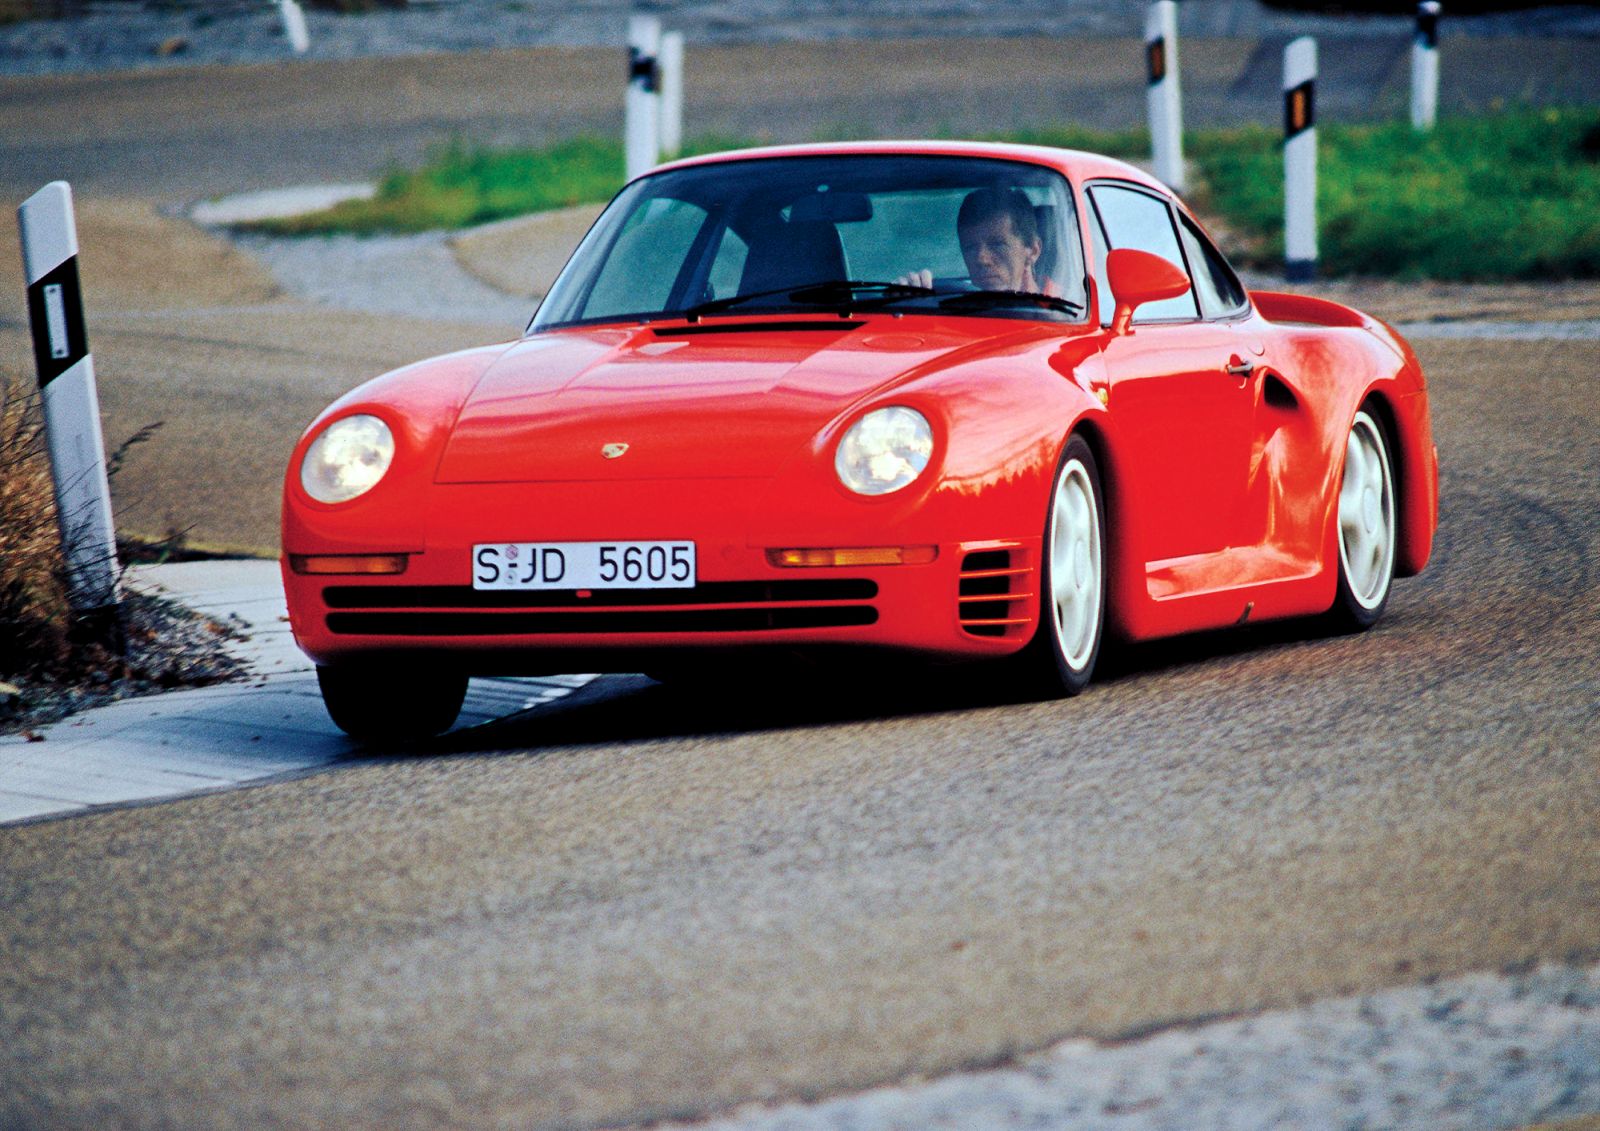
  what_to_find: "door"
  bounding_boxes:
[1088,182,1255,564]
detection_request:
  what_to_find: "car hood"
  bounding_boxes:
[433,319,1015,483]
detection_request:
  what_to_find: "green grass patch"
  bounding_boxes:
[258,109,1600,280]
[1190,107,1600,280]
[258,136,624,235]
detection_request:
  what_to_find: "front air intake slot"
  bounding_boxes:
[327,606,877,636]
[322,578,879,637]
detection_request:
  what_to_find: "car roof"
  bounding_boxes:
[647,139,1169,195]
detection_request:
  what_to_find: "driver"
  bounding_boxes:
[898,187,1050,294]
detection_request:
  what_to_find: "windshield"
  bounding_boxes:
[531,154,1086,332]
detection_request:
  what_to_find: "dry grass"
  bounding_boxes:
[0,374,71,678]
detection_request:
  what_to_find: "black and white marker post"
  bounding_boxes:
[1144,0,1185,193]
[1411,0,1440,131]
[18,182,121,618]
[277,0,310,55]
[625,15,662,182]
[1283,36,1318,282]
[658,30,685,161]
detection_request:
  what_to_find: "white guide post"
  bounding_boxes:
[277,0,310,55]
[17,182,120,612]
[625,15,662,182]
[1283,36,1318,282]
[1411,0,1440,131]
[1144,0,1185,193]
[658,30,685,160]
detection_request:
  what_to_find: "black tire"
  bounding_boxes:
[316,662,468,742]
[1024,434,1107,696]
[1329,406,1398,632]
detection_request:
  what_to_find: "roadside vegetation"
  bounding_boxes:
[1190,107,1600,279]
[0,376,243,735]
[252,108,1600,281]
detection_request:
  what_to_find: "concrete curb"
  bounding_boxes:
[0,559,590,827]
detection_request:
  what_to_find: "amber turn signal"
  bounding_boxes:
[767,546,937,568]
[289,553,409,575]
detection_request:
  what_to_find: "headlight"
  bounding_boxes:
[835,406,934,496]
[300,414,395,504]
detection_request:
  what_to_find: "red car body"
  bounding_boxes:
[282,141,1437,729]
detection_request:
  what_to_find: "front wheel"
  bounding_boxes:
[1025,434,1106,696]
[1330,407,1397,631]
[316,662,468,743]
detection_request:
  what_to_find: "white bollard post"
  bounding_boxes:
[625,15,662,182]
[17,182,120,613]
[277,0,310,55]
[1283,36,1318,282]
[658,30,685,160]
[1144,0,1185,193]
[1411,0,1440,131]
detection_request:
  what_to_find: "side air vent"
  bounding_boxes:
[958,547,1033,639]
[1263,372,1298,410]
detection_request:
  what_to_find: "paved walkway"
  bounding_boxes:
[0,560,590,826]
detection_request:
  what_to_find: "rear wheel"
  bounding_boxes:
[1026,434,1106,696]
[1331,407,1397,630]
[316,663,468,743]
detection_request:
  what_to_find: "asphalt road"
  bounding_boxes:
[2,333,1598,1127]
[1,37,1598,1131]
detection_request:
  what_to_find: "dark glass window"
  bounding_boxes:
[1177,212,1248,319]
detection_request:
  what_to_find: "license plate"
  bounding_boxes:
[472,540,696,590]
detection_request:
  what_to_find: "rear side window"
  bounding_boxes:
[1177,212,1248,319]
[1087,183,1198,324]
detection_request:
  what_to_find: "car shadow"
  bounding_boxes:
[404,612,1352,757]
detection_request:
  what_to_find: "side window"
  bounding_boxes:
[1088,184,1198,323]
[1177,212,1248,319]
[582,197,709,320]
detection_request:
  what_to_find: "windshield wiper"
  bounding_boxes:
[676,280,939,321]
[939,290,1083,316]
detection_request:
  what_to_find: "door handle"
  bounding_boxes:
[1225,359,1255,378]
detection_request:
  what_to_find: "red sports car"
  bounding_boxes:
[282,141,1438,740]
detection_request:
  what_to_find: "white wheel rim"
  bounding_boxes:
[1049,458,1102,670]
[1337,410,1396,611]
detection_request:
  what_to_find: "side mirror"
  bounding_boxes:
[1106,248,1191,335]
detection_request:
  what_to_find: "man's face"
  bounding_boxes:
[959,210,1041,291]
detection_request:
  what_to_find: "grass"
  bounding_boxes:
[1190,107,1600,280]
[255,109,1600,281]
[259,134,747,236]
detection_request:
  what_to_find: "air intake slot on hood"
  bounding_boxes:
[653,320,865,337]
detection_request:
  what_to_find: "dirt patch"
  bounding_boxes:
[0,197,278,326]
[448,204,603,301]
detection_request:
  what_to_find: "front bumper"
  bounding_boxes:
[283,537,1041,673]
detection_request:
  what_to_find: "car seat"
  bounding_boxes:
[739,220,848,294]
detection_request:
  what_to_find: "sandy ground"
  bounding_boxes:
[0,201,494,553]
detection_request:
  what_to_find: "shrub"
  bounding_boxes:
[0,376,70,678]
